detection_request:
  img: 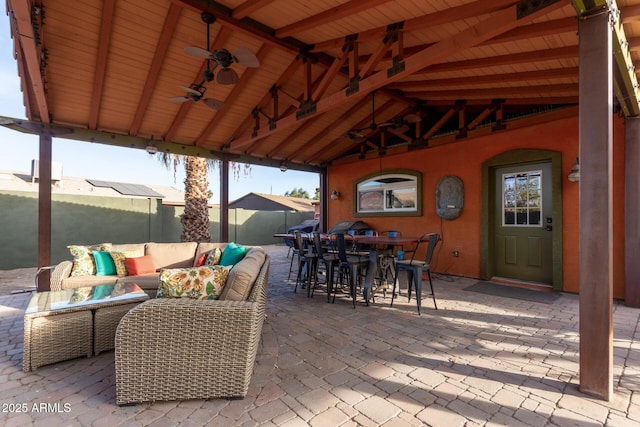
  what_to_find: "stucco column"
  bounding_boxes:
[578,9,613,400]
[625,117,640,307]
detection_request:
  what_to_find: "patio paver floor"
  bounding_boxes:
[0,245,638,426]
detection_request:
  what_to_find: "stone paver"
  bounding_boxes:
[0,244,639,426]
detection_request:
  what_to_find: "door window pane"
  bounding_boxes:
[502,170,542,227]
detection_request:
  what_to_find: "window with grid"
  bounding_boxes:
[502,170,542,226]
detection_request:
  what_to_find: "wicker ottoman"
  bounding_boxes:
[23,283,149,372]
[94,303,140,355]
[24,310,93,372]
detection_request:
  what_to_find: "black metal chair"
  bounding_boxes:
[294,231,317,296]
[286,236,301,281]
[333,233,369,308]
[391,233,440,314]
[311,231,339,301]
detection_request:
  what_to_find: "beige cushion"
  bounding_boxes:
[61,274,118,290]
[116,273,160,292]
[111,243,146,253]
[145,242,198,269]
[220,247,265,301]
[194,242,227,266]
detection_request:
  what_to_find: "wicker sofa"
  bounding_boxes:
[115,246,270,405]
[49,242,235,296]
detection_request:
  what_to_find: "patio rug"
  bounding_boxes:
[464,281,561,304]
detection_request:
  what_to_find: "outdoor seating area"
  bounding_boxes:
[1,244,639,425]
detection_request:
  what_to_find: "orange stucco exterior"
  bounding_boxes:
[327,112,626,299]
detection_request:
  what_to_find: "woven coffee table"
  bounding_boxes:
[23,282,149,372]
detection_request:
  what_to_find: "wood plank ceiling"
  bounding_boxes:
[5,0,640,171]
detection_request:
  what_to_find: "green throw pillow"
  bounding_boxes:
[219,242,247,266]
[93,251,117,276]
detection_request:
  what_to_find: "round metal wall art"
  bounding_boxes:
[436,175,464,220]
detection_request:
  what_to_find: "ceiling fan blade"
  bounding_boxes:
[184,46,213,59]
[403,113,421,123]
[217,68,239,85]
[232,46,260,67]
[169,96,190,103]
[377,122,394,128]
[203,98,225,110]
[180,85,202,96]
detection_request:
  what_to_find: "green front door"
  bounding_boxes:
[494,162,553,284]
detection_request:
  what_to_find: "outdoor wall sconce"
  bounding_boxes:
[567,157,580,183]
[331,189,340,200]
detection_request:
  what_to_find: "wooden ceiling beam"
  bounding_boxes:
[329,100,396,160]
[195,45,271,147]
[176,0,305,54]
[224,58,302,148]
[389,67,579,89]
[165,25,233,143]
[9,0,50,123]
[266,114,322,158]
[347,16,577,67]
[423,97,579,106]
[302,96,372,163]
[89,0,116,130]
[312,47,349,102]
[275,0,395,39]
[466,104,500,130]
[419,46,578,74]
[232,0,275,19]
[230,0,567,148]
[129,3,181,137]
[422,107,457,141]
[245,68,328,155]
[310,0,517,52]
[488,16,576,44]
[407,83,578,99]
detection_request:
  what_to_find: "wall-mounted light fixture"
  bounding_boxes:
[330,189,340,200]
[568,157,580,183]
[145,137,159,155]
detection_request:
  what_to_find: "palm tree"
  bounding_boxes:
[180,156,211,242]
[160,154,249,243]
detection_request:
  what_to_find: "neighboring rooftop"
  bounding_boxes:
[229,192,316,212]
[0,170,186,204]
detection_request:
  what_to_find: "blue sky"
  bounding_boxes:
[0,4,318,203]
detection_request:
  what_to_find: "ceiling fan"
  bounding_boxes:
[183,12,260,85]
[168,83,224,110]
[347,91,421,138]
[169,12,259,108]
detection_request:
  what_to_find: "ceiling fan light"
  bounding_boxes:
[217,68,239,85]
[203,98,224,110]
[404,113,421,123]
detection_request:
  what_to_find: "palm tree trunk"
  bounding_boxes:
[181,157,211,242]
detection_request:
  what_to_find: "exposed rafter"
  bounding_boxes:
[8,0,49,123]
[230,0,567,150]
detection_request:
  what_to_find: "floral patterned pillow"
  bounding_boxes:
[68,243,112,276]
[157,265,231,300]
[204,247,222,266]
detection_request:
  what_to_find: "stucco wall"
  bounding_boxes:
[0,192,312,269]
[327,113,626,298]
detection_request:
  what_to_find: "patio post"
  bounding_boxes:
[625,117,640,307]
[37,133,52,291]
[220,158,229,242]
[577,7,613,400]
